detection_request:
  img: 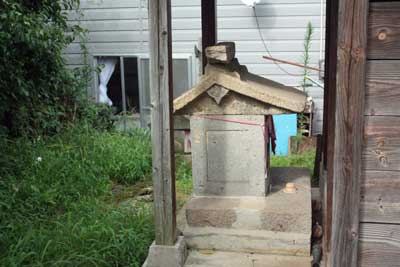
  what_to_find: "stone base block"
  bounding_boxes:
[182,227,310,256]
[143,236,187,267]
[178,167,312,256]
[185,167,311,233]
[185,250,312,267]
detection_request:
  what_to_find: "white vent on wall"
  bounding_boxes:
[240,0,261,7]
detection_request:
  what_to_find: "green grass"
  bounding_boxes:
[0,125,195,267]
[0,122,317,266]
[175,155,193,209]
[270,149,317,185]
[2,202,154,267]
[0,126,154,267]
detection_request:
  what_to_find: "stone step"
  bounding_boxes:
[184,195,311,233]
[184,250,312,267]
[184,168,311,232]
[177,167,312,256]
[182,226,310,256]
[179,196,311,255]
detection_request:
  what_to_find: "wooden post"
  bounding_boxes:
[149,0,177,246]
[321,0,338,261]
[201,0,217,72]
[330,0,368,266]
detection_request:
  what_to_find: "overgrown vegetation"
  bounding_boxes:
[271,149,315,174]
[0,1,165,266]
[0,0,100,137]
[0,127,156,266]
[271,149,317,185]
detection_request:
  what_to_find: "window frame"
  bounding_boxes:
[92,53,196,128]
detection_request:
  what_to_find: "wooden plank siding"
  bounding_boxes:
[363,116,400,171]
[359,223,400,267]
[365,61,400,116]
[368,2,400,59]
[360,170,400,223]
[359,1,400,266]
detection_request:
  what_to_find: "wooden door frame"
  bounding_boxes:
[149,0,369,265]
[322,0,369,266]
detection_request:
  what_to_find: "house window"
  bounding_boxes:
[94,55,194,128]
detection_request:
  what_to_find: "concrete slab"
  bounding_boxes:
[184,250,312,267]
[143,236,187,267]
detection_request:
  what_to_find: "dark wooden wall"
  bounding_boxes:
[359,1,400,266]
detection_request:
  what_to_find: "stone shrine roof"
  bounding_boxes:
[173,59,307,115]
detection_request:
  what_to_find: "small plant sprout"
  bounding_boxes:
[301,22,315,91]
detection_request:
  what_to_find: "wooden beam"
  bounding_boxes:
[321,0,338,261]
[149,0,177,246]
[201,0,217,72]
[330,0,369,266]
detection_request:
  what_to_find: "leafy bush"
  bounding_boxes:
[0,0,105,137]
[0,127,154,266]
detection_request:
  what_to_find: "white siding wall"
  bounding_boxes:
[66,0,325,133]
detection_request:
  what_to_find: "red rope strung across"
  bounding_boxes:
[193,115,264,127]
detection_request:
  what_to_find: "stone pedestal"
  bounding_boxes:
[178,167,312,257]
[190,115,269,196]
[143,236,187,267]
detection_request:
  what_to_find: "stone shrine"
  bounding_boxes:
[174,42,308,197]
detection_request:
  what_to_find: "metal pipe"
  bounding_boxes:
[319,0,324,62]
[311,243,322,267]
[306,75,324,89]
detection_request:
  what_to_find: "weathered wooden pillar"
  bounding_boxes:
[330,0,368,266]
[321,0,338,260]
[149,0,176,246]
[201,0,217,72]
[145,1,187,266]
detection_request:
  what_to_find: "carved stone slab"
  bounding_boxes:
[207,85,230,104]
